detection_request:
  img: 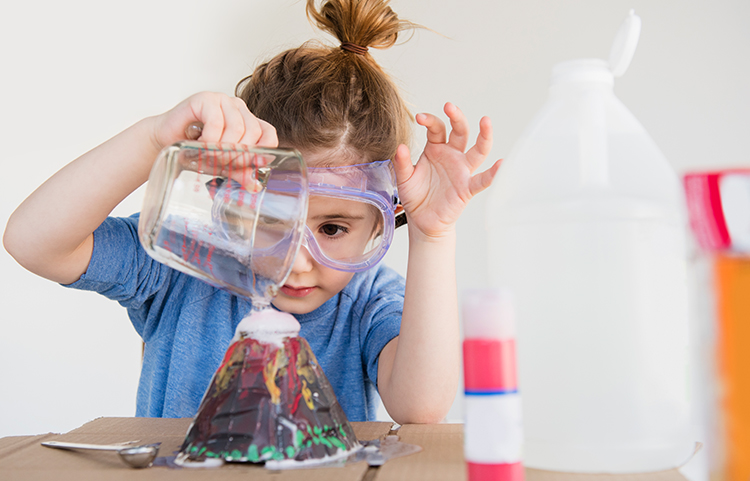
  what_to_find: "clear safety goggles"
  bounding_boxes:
[209,160,405,273]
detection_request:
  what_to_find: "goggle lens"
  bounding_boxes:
[305,196,386,268]
[210,159,399,273]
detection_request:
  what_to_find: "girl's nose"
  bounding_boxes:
[290,245,315,273]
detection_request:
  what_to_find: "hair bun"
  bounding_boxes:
[306,0,414,51]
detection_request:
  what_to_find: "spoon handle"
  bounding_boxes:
[42,441,125,452]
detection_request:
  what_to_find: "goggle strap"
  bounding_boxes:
[395,212,408,229]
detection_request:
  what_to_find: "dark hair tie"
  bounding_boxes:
[340,42,368,55]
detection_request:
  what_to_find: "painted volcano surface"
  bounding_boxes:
[178,334,359,464]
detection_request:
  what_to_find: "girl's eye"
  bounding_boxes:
[320,224,348,237]
[259,215,281,225]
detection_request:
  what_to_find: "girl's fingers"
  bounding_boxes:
[232,97,275,147]
[392,144,415,185]
[416,112,447,145]
[468,159,502,197]
[445,103,470,152]
[465,116,493,169]
[187,93,277,149]
[419,105,490,169]
[217,96,247,144]
[192,93,225,142]
[253,118,279,148]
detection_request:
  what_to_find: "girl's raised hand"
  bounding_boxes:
[392,102,501,240]
[149,92,278,151]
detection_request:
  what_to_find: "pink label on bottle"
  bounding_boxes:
[467,461,525,481]
[463,339,517,392]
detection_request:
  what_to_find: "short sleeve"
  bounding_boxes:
[63,214,171,326]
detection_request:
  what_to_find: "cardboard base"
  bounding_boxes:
[0,418,694,480]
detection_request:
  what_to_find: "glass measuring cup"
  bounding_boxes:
[139,141,308,307]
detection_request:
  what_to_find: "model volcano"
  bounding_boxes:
[175,310,359,466]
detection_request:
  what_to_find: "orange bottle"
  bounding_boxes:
[685,170,750,481]
[714,254,750,481]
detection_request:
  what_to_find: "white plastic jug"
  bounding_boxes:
[486,11,695,473]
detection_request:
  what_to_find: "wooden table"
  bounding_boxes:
[0,417,692,480]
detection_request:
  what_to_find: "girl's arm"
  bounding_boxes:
[4,92,277,285]
[377,103,500,423]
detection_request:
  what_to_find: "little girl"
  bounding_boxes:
[3,0,499,424]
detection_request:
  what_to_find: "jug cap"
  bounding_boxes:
[608,9,641,77]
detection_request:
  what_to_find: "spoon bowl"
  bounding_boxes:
[116,445,159,468]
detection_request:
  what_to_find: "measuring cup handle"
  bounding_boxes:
[185,122,204,140]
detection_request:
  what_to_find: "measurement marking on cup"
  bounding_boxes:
[205,245,216,275]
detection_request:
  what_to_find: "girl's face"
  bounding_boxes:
[271,149,379,315]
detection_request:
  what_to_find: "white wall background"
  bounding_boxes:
[1,0,748,437]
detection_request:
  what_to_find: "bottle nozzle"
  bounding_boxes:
[609,9,642,77]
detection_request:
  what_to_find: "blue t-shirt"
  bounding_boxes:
[65,215,404,421]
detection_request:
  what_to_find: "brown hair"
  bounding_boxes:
[235,0,418,164]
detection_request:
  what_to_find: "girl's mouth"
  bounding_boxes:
[281,285,316,298]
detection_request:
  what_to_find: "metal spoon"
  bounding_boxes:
[41,440,161,468]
